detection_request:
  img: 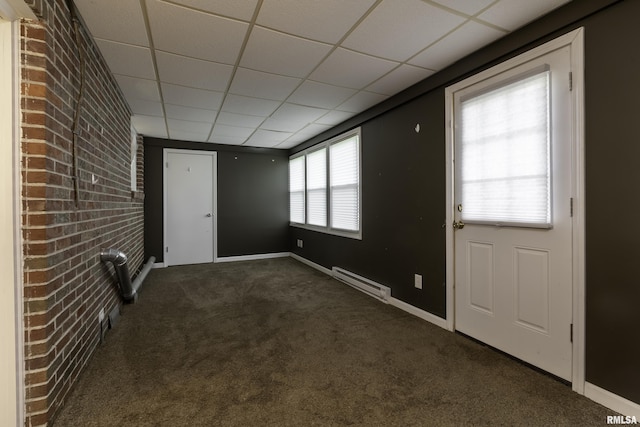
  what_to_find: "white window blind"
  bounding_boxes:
[289,156,305,224]
[306,148,327,227]
[459,70,551,227]
[330,135,360,231]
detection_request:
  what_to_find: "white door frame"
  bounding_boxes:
[162,148,218,267]
[444,28,585,393]
[0,14,27,427]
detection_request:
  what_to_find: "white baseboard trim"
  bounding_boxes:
[388,297,448,330]
[585,382,640,418]
[152,262,166,269]
[289,253,333,276]
[216,252,290,263]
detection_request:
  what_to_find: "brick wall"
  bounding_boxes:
[21,0,144,425]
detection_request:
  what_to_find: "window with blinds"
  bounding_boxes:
[288,156,305,224]
[330,136,359,231]
[288,128,361,239]
[458,69,552,228]
[306,148,327,227]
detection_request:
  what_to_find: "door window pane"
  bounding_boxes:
[459,70,551,227]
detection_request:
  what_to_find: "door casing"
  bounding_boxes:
[444,28,585,393]
[0,16,25,427]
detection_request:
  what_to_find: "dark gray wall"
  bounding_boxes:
[144,138,289,262]
[291,92,446,316]
[582,0,640,405]
[290,0,640,405]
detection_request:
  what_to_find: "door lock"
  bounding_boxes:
[206,213,212,217]
[453,220,465,230]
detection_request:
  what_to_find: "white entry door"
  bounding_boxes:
[450,42,575,380]
[164,149,216,266]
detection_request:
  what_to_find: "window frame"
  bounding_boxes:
[289,127,362,240]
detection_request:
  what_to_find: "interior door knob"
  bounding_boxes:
[453,220,465,230]
[206,213,212,217]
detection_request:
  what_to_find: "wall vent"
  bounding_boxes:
[332,267,391,303]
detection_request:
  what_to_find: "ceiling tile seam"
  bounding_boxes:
[94,36,149,50]
[161,0,254,24]
[422,0,510,33]
[401,19,485,68]
[139,0,171,138]
[207,0,268,145]
[251,0,387,144]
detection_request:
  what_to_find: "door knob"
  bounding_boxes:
[453,220,465,230]
[206,213,212,217]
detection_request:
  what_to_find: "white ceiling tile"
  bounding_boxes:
[366,64,435,96]
[115,75,160,102]
[221,94,280,116]
[478,0,571,31]
[208,135,249,145]
[261,104,328,133]
[296,123,334,138]
[315,110,356,126]
[156,51,234,91]
[146,0,248,65]
[211,124,255,138]
[281,123,334,146]
[95,40,155,80]
[240,26,332,77]
[288,81,357,109]
[309,48,398,90]
[165,104,217,122]
[128,98,164,117]
[409,21,505,70]
[74,0,148,46]
[274,139,304,149]
[337,91,389,113]
[167,119,212,142]
[167,119,212,134]
[132,115,167,137]
[431,0,495,16]
[168,129,209,142]
[170,0,259,21]
[245,130,293,148]
[342,0,465,62]
[257,0,376,44]
[161,84,224,110]
[217,111,265,128]
[229,68,301,101]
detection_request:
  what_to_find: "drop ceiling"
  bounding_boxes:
[74,0,571,149]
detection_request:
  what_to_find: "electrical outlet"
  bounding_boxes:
[297,239,303,248]
[414,274,423,289]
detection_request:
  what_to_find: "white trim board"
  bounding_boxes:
[216,252,290,263]
[0,17,24,427]
[444,27,586,392]
[388,298,447,330]
[289,253,332,276]
[585,383,640,419]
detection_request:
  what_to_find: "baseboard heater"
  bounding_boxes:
[332,267,391,303]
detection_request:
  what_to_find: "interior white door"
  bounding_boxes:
[165,150,215,266]
[453,46,573,380]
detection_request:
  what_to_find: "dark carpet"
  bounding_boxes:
[54,257,612,426]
